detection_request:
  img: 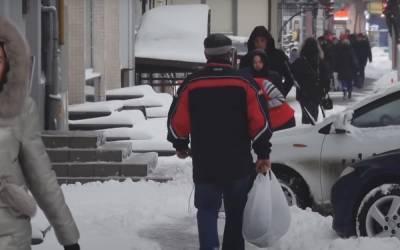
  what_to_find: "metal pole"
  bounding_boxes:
[42,2,67,131]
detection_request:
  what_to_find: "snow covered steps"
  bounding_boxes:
[68,110,145,131]
[47,141,133,163]
[69,100,125,121]
[42,130,105,148]
[52,152,158,181]
[42,131,168,184]
[56,176,173,184]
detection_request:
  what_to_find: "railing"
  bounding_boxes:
[136,72,189,95]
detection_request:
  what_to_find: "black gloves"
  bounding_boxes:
[64,243,80,250]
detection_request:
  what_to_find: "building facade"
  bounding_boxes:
[148,0,281,40]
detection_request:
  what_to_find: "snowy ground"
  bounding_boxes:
[33,48,400,250]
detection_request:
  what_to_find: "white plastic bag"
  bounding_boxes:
[243,171,291,248]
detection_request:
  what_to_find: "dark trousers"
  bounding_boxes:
[301,100,319,124]
[194,176,251,250]
[341,79,353,94]
[355,65,366,88]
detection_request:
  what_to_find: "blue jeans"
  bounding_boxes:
[341,80,353,94]
[194,176,251,250]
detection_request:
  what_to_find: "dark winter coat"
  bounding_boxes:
[239,26,294,96]
[318,37,335,78]
[291,56,330,104]
[244,49,283,89]
[167,63,272,183]
[354,38,372,67]
[335,42,359,81]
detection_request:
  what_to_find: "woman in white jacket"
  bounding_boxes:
[0,17,80,250]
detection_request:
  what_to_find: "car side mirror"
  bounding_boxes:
[332,110,354,134]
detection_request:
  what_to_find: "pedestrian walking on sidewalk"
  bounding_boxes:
[291,37,330,124]
[248,49,296,131]
[0,17,80,250]
[336,38,359,100]
[240,26,294,97]
[167,34,273,250]
[353,33,372,89]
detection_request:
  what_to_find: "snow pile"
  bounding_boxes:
[135,4,209,63]
[99,127,153,140]
[69,100,124,113]
[32,156,400,250]
[128,117,173,151]
[69,110,145,126]
[123,93,172,108]
[106,85,154,98]
[98,117,173,151]
[365,47,395,81]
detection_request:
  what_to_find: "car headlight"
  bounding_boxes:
[340,166,355,177]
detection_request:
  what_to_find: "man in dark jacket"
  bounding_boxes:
[167,34,272,250]
[335,39,359,99]
[240,26,294,97]
[353,33,372,88]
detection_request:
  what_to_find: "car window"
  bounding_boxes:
[352,91,400,128]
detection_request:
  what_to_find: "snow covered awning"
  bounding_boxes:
[135,4,210,67]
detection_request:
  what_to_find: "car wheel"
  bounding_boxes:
[276,172,311,209]
[356,184,400,239]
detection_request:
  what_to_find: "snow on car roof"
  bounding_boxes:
[135,4,209,63]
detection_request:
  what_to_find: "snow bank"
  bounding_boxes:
[69,110,145,126]
[135,4,209,63]
[69,100,124,113]
[106,85,155,97]
[365,47,393,80]
[123,93,172,108]
[146,105,170,118]
[99,127,153,140]
[98,117,169,150]
[130,139,174,152]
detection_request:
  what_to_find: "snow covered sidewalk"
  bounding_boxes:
[33,156,400,250]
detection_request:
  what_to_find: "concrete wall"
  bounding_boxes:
[65,0,85,105]
[104,0,121,90]
[237,0,268,37]
[166,0,280,39]
[84,0,92,69]
[120,0,130,69]
[208,0,234,35]
[270,0,280,42]
[92,0,121,98]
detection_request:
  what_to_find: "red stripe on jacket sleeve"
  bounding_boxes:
[245,84,269,139]
[170,89,191,139]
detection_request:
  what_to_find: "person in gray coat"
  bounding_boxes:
[0,17,80,250]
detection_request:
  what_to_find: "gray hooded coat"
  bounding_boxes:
[0,17,79,249]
